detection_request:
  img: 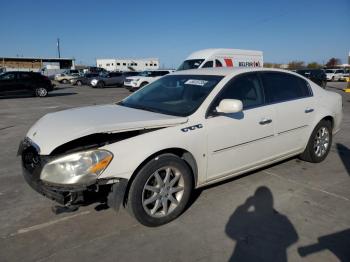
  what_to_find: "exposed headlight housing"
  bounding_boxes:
[40,150,113,186]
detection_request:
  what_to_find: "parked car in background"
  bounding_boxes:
[54,72,80,84]
[339,69,349,81]
[19,68,342,226]
[70,73,100,86]
[0,71,54,97]
[177,48,263,70]
[124,70,173,91]
[88,67,107,74]
[296,69,327,88]
[325,69,345,81]
[90,71,140,88]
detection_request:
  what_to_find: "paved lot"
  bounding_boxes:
[0,82,349,262]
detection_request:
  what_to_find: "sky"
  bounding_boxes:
[0,0,349,68]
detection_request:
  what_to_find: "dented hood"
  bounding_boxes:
[26,104,188,155]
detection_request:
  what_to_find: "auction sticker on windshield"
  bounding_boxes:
[185,79,208,86]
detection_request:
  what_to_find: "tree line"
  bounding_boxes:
[264,58,342,70]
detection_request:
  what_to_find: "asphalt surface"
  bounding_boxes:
[0,82,349,262]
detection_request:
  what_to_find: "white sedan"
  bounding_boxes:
[19,68,342,226]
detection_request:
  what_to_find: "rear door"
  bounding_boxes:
[260,71,315,157]
[18,72,36,93]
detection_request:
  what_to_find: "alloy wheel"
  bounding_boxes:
[142,166,185,218]
[36,88,47,97]
[314,127,329,157]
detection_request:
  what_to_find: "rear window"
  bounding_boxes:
[124,72,139,76]
[154,71,170,76]
[110,72,122,77]
[19,73,33,79]
[261,72,312,103]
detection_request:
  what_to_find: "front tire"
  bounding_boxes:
[127,154,193,227]
[76,80,83,86]
[97,81,105,88]
[299,120,332,163]
[61,79,68,84]
[140,82,148,88]
[35,87,48,97]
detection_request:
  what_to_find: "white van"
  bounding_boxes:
[178,48,263,70]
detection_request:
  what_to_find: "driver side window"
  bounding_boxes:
[212,73,265,111]
[202,61,213,68]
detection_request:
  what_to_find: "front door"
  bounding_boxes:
[206,72,275,181]
[0,72,18,94]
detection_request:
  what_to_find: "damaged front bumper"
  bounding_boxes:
[18,139,128,211]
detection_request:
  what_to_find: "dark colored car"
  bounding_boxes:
[70,73,100,86]
[0,71,54,97]
[88,67,107,74]
[91,71,140,88]
[296,69,327,88]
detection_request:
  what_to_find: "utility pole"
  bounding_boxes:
[57,38,61,58]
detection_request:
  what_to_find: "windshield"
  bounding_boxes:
[120,74,223,117]
[177,59,205,71]
[326,69,335,73]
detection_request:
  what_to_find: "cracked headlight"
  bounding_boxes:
[40,150,113,186]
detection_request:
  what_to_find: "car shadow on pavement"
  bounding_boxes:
[0,92,77,99]
[336,143,350,176]
[225,186,299,262]
[298,229,350,261]
[47,92,77,97]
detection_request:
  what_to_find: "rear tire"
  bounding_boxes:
[299,120,332,163]
[35,87,48,97]
[127,154,193,227]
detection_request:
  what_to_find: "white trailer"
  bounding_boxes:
[178,48,263,70]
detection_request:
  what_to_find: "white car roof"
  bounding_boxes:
[171,67,295,77]
[186,48,263,59]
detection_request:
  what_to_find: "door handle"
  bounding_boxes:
[259,118,272,125]
[305,108,314,113]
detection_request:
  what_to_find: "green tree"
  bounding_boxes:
[288,61,305,70]
[326,58,341,68]
[264,62,282,68]
[307,62,322,69]
[264,62,274,68]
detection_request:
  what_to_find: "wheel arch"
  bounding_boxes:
[123,147,198,206]
[321,115,334,129]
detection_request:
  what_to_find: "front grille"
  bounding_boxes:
[20,141,68,205]
[124,79,132,83]
[22,146,41,174]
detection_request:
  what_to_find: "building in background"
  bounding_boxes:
[96,58,159,72]
[0,56,75,76]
